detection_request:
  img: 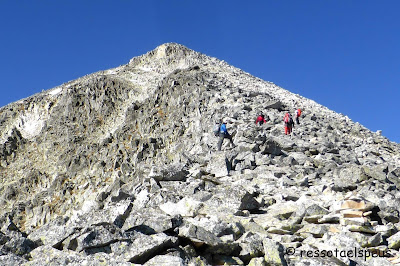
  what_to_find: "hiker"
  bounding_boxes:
[295,108,301,125]
[284,112,294,135]
[255,113,266,126]
[218,119,235,151]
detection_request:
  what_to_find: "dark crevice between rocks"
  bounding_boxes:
[128,238,180,264]
[174,238,218,266]
[113,203,134,228]
[52,240,64,251]
[331,184,358,192]
[83,242,115,255]
[129,225,157,235]
[53,227,84,251]
[369,206,383,225]
[173,234,242,265]
[159,222,229,265]
[249,209,268,215]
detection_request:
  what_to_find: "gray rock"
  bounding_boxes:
[362,165,388,181]
[111,232,178,264]
[201,185,259,217]
[304,204,330,217]
[248,257,267,266]
[296,224,330,238]
[262,238,287,266]
[387,231,400,249]
[213,255,244,265]
[26,245,132,266]
[144,255,185,266]
[261,139,284,156]
[27,216,74,247]
[237,232,264,262]
[63,224,125,253]
[178,222,240,256]
[206,152,232,177]
[0,254,27,266]
[160,197,203,217]
[264,100,284,111]
[0,232,36,257]
[149,163,189,181]
[122,208,181,233]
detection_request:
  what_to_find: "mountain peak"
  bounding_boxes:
[153,42,194,58]
[1,44,400,265]
[128,42,199,69]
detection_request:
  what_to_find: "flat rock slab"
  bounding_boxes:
[206,152,231,177]
[111,232,178,264]
[149,163,188,181]
[122,208,179,233]
[28,217,75,247]
[338,199,375,212]
[160,197,203,217]
[26,245,132,266]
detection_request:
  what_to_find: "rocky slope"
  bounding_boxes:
[1,43,400,265]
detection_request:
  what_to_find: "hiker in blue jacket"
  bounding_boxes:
[218,119,235,151]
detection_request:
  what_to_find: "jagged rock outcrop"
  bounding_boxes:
[1,43,400,265]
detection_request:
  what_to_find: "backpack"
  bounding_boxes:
[213,123,221,136]
[284,115,293,126]
[284,115,289,124]
[297,109,302,117]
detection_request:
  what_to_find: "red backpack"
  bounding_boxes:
[284,114,290,123]
[284,114,293,126]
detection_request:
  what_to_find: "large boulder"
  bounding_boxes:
[111,232,178,264]
[149,163,189,181]
[206,152,233,177]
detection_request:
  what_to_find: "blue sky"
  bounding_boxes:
[1,1,399,143]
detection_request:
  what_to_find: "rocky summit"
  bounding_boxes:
[1,43,400,266]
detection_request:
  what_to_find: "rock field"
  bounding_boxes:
[1,43,400,265]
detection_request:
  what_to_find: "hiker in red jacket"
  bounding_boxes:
[295,108,302,125]
[284,113,294,135]
[255,113,266,126]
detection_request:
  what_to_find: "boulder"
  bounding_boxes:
[264,100,284,110]
[111,232,178,264]
[237,232,264,262]
[27,216,74,247]
[149,163,189,181]
[160,197,203,217]
[262,238,287,266]
[212,255,244,265]
[206,152,232,177]
[178,222,240,256]
[63,224,125,253]
[248,257,267,266]
[337,198,375,212]
[362,165,388,181]
[122,208,181,233]
[261,139,284,156]
[0,254,27,265]
[388,231,400,250]
[144,255,185,266]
